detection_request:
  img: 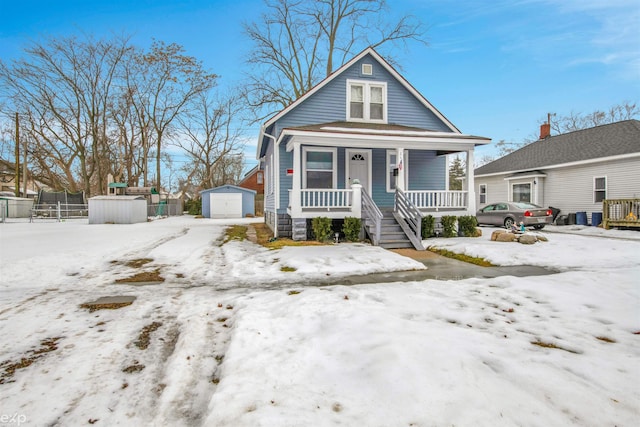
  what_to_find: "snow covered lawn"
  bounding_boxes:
[1,217,638,426]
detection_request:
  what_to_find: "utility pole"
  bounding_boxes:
[22,127,28,198]
[14,112,20,197]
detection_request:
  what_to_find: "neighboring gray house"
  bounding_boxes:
[474,120,640,223]
[200,185,256,219]
[257,47,490,248]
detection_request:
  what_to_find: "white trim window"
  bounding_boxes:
[594,176,607,202]
[479,183,487,204]
[303,147,337,189]
[347,80,387,122]
[386,150,408,192]
[512,182,531,203]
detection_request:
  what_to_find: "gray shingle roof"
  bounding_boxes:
[475,120,640,176]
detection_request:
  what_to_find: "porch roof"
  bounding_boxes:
[281,121,491,152]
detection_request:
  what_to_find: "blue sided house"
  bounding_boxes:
[256,47,490,249]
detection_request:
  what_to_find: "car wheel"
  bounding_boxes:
[504,217,515,229]
[533,225,545,230]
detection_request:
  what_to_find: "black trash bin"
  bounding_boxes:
[549,206,561,222]
[555,214,568,225]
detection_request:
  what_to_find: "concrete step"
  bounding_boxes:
[379,240,414,249]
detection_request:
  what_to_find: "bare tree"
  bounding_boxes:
[176,91,245,190]
[549,101,640,134]
[244,0,427,118]
[0,34,131,196]
[135,40,218,190]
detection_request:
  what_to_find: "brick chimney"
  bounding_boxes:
[539,123,551,139]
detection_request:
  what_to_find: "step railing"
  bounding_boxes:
[394,189,425,250]
[361,188,383,245]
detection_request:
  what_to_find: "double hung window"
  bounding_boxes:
[347,80,386,122]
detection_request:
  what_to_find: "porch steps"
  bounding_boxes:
[368,208,414,249]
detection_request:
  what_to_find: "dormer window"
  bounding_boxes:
[347,80,387,123]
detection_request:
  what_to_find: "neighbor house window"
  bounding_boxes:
[512,183,531,203]
[479,184,487,204]
[347,80,387,122]
[594,176,607,202]
[386,150,408,192]
[256,171,263,185]
[303,148,336,189]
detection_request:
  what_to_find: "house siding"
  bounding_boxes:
[477,156,640,219]
[273,53,452,136]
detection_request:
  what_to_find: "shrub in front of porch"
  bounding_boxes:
[342,217,362,242]
[421,215,435,238]
[311,217,333,242]
[441,215,458,238]
[458,215,479,237]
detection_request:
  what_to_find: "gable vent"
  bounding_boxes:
[361,63,373,75]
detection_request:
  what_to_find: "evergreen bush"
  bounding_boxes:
[457,215,478,237]
[185,198,202,215]
[421,215,435,238]
[440,215,458,238]
[311,217,333,242]
[342,217,362,242]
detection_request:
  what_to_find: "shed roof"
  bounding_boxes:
[200,184,257,195]
[475,120,640,176]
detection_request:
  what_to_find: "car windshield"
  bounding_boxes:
[513,202,541,209]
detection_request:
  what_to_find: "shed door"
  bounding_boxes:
[210,193,243,218]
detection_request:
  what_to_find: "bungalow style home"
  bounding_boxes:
[257,47,490,249]
[474,120,640,227]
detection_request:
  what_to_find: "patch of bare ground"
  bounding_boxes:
[125,258,154,268]
[134,322,163,350]
[122,360,145,373]
[80,301,133,312]
[0,337,62,384]
[531,340,581,354]
[115,269,164,284]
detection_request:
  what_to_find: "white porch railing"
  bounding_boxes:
[288,188,467,218]
[406,190,468,209]
[300,189,352,208]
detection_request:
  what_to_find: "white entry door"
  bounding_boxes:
[347,150,371,193]
[210,193,242,218]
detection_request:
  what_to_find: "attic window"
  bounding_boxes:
[347,80,387,123]
[361,64,373,75]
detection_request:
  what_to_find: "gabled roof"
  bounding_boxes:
[257,47,462,158]
[475,120,640,176]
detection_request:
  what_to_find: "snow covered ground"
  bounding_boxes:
[0,216,638,426]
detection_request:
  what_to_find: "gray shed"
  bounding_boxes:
[88,195,147,224]
[200,185,256,218]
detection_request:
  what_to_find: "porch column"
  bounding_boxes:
[396,147,406,192]
[466,148,476,215]
[290,142,302,217]
[351,183,362,218]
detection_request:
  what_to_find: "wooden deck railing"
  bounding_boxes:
[602,199,640,229]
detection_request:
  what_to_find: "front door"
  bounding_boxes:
[347,149,371,193]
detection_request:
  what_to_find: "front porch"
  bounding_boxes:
[288,187,472,218]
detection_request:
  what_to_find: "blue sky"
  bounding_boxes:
[1,0,639,167]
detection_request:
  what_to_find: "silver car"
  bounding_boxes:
[476,202,553,229]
